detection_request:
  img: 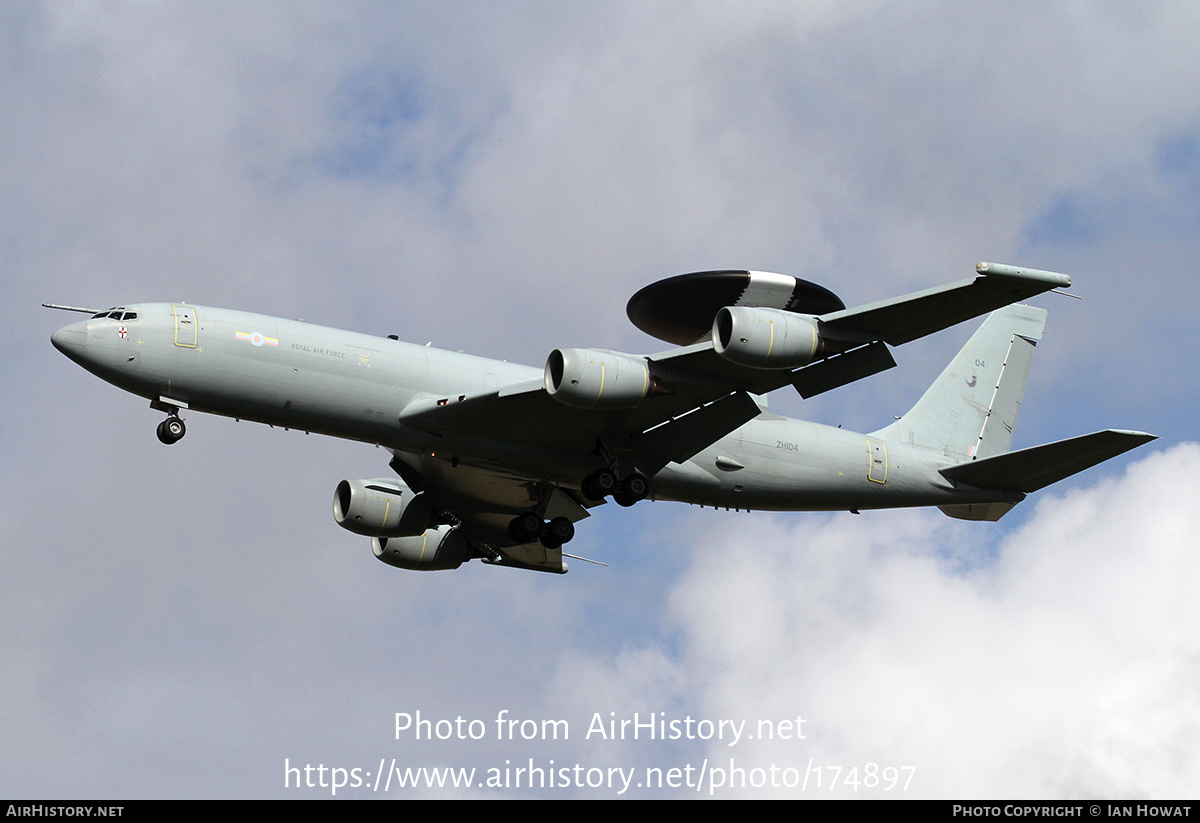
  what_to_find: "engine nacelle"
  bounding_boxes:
[713,306,824,369]
[544,348,651,409]
[372,525,470,571]
[333,477,432,538]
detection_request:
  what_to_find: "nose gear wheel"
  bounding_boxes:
[156,415,186,445]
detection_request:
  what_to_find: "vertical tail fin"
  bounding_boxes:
[871,304,1047,462]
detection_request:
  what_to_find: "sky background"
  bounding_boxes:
[5,1,1200,798]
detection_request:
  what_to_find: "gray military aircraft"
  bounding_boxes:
[48,262,1154,574]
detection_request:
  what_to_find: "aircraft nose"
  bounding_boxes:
[51,321,88,361]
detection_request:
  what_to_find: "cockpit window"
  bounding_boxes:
[90,307,136,321]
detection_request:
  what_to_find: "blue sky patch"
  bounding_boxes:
[1023,192,1101,248]
[1155,133,1200,212]
[318,66,427,180]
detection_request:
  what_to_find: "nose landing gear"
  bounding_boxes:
[156,415,186,445]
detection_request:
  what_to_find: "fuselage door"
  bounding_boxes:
[173,306,198,348]
[867,438,887,484]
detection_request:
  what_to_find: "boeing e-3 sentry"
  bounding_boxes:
[48,263,1155,574]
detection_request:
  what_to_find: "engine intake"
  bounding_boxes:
[713,306,824,369]
[333,478,432,537]
[544,348,651,409]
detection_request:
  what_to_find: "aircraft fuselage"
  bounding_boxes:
[51,302,1014,517]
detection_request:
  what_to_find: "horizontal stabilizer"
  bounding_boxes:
[939,429,1157,492]
[938,501,1022,522]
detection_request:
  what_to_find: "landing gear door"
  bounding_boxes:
[173,306,198,348]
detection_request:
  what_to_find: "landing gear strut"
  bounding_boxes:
[156,415,186,445]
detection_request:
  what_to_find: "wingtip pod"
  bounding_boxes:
[976,262,1071,289]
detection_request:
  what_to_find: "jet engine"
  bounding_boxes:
[372,525,470,571]
[712,306,824,369]
[333,478,432,537]
[544,348,651,409]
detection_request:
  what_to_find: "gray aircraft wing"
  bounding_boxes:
[644,262,1071,399]
[397,380,766,476]
[390,384,762,572]
[816,262,1071,346]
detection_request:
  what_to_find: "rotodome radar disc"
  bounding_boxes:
[626,270,845,346]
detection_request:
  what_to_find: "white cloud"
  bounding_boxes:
[570,443,1200,797]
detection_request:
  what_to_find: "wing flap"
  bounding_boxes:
[791,341,897,398]
[635,391,763,472]
[486,541,568,574]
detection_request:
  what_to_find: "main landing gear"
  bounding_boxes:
[156,415,186,445]
[581,468,649,507]
[505,463,650,550]
[508,511,575,550]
